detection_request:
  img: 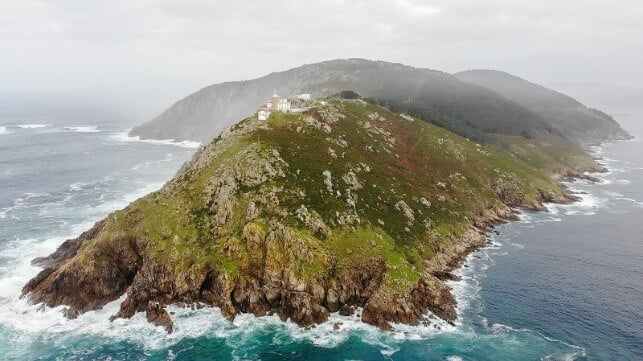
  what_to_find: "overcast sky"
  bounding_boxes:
[1,0,642,118]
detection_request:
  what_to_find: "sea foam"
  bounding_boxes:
[110,131,201,149]
[0,181,172,355]
[17,123,51,129]
[63,126,101,133]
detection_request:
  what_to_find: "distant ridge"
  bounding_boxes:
[455,69,630,144]
[129,59,551,143]
[130,59,629,145]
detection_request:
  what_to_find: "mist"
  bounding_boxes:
[1,0,642,123]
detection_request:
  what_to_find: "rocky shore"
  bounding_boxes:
[22,100,603,333]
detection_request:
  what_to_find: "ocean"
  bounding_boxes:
[0,98,640,360]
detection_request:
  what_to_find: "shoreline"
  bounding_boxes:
[429,141,618,314]
[18,102,628,335]
[0,137,626,356]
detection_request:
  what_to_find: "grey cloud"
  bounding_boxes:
[0,0,641,119]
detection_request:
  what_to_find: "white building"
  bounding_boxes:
[258,92,293,120]
[258,110,271,121]
[277,98,291,111]
[296,93,311,100]
[266,93,291,111]
[266,93,290,111]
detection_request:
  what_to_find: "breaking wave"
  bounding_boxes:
[16,123,51,129]
[109,131,201,149]
[63,126,102,133]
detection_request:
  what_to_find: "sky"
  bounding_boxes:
[1,0,642,120]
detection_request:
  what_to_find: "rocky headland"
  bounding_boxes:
[23,97,603,333]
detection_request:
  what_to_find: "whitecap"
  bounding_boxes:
[603,191,623,197]
[1,291,455,353]
[0,181,170,352]
[69,182,89,191]
[109,131,201,149]
[0,126,7,134]
[63,126,101,133]
[17,123,51,129]
[541,335,587,361]
[518,212,534,223]
[380,347,399,357]
[565,210,596,216]
[1,211,455,352]
[131,153,177,171]
[488,322,531,333]
[588,145,603,154]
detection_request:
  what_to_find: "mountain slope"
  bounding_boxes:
[24,98,601,332]
[130,59,554,143]
[455,69,631,144]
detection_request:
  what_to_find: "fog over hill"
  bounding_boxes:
[129,59,552,143]
[130,59,629,145]
[455,70,630,144]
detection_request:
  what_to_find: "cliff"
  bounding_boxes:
[24,98,601,332]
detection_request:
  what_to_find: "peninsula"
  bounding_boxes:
[23,93,612,332]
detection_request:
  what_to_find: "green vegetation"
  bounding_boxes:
[76,97,599,297]
[339,90,361,99]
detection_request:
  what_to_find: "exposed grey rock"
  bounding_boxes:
[245,201,258,221]
[342,171,362,190]
[295,205,330,236]
[322,170,333,192]
[420,197,432,208]
[394,200,415,223]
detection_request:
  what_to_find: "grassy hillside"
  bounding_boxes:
[25,97,601,331]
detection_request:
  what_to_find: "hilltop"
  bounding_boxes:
[24,97,602,332]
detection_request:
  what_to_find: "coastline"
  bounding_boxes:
[18,153,605,334]
[17,98,632,337]
[429,141,620,317]
[1,134,634,361]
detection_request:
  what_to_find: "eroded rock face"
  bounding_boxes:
[362,278,456,330]
[146,301,173,333]
[22,213,454,333]
[23,218,142,318]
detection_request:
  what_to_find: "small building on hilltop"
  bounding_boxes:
[257,92,315,120]
[258,109,271,121]
[265,93,291,111]
[258,92,293,120]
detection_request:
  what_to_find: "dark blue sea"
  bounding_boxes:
[0,97,640,360]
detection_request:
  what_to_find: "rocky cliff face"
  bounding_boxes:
[24,98,598,332]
